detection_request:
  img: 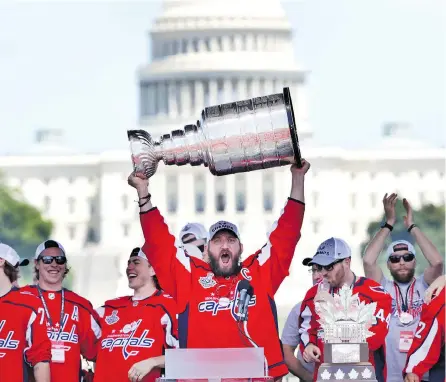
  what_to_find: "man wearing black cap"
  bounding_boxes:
[21,240,101,382]
[0,243,51,381]
[281,257,322,381]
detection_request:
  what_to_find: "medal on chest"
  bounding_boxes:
[394,280,416,325]
[399,311,414,325]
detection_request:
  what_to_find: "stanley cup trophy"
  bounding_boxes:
[127,87,302,178]
[314,284,379,382]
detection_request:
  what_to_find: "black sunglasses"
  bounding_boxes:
[388,253,415,264]
[38,255,67,265]
[315,259,344,272]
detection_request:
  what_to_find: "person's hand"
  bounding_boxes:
[424,275,446,304]
[128,171,149,194]
[291,159,311,177]
[128,358,155,382]
[404,373,420,382]
[402,198,414,229]
[302,343,321,363]
[383,193,397,226]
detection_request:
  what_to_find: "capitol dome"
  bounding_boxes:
[138,0,311,139]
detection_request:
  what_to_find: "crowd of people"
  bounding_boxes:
[0,159,444,382]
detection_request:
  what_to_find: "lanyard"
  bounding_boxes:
[37,286,65,335]
[330,273,357,296]
[394,280,415,313]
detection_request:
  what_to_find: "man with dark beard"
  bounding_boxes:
[363,193,444,382]
[128,160,310,380]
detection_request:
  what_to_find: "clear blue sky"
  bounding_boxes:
[0,0,444,155]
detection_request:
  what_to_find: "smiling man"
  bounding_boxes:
[21,240,101,382]
[128,160,310,380]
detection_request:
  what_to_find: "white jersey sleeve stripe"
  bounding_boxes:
[406,318,438,373]
[23,311,37,366]
[299,305,312,347]
[160,313,179,348]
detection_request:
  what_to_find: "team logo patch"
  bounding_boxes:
[241,268,252,281]
[199,272,217,289]
[48,293,55,300]
[105,310,120,325]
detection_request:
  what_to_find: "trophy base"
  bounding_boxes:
[316,362,377,382]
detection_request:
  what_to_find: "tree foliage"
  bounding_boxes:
[360,202,445,277]
[0,179,53,283]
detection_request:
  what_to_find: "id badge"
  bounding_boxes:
[399,330,414,353]
[51,340,66,363]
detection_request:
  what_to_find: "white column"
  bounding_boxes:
[195,80,204,114]
[222,36,231,51]
[246,34,254,51]
[177,172,194,216]
[264,79,274,95]
[223,79,232,104]
[251,79,260,97]
[181,80,191,117]
[225,174,235,214]
[240,79,249,100]
[205,176,215,218]
[209,79,218,106]
[168,81,178,118]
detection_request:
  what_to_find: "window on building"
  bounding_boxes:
[235,174,246,212]
[172,40,179,55]
[193,38,199,52]
[215,177,226,212]
[122,195,128,210]
[246,79,253,97]
[263,173,274,211]
[175,80,182,116]
[123,223,130,237]
[167,175,178,213]
[217,79,224,104]
[195,175,206,213]
[231,79,238,100]
[259,78,265,95]
[351,222,357,235]
[181,39,188,53]
[68,225,76,240]
[86,227,97,243]
[190,80,196,110]
[217,36,223,51]
[68,197,75,214]
[203,80,210,106]
[230,35,235,50]
[204,38,210,51]
[312,220,320,234]
[44,196,50,211]
[351,194,356,208]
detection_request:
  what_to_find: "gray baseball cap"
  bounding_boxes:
[309,237,352,266]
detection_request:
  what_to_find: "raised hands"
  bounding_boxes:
[382,193,397,225]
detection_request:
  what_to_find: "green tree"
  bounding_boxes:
[360,202,445,277]
[0,179,53,283]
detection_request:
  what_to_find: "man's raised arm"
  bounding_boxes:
[128,171,188,298]
[258,160,310,294]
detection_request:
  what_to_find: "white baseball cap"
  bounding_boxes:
[386,240,416,259]
[309,237,352,266]
[35,240,66,259]
[0,243,29,267]
[179,223,209,243]
[209,220,241,241]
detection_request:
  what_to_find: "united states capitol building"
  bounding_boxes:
[1,0,444,311]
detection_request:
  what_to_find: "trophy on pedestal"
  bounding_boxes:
[127,87,302,178]
[314,284,379,382]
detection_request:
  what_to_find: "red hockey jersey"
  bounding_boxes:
[94,291,178,382]
[140,198,305,379]
[404,289,445,381]
[0,287,51,382]
[20,285,101,382]
[299,277,392,382]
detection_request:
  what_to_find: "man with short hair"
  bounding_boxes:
[363,194,443,382]
[0,243,51,382]
[300,237,392,382]
[21,239,102,382]
[128,160,310,379]
[281,257,323,381]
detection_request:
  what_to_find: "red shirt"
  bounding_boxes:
[0,287,51,382]
[299,277,392,382]
[404,288,445,381]
[94,291,178,382]
[140,198,305,379]
[21,285,101,382]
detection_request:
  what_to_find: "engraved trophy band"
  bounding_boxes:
[127,87,302,178]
